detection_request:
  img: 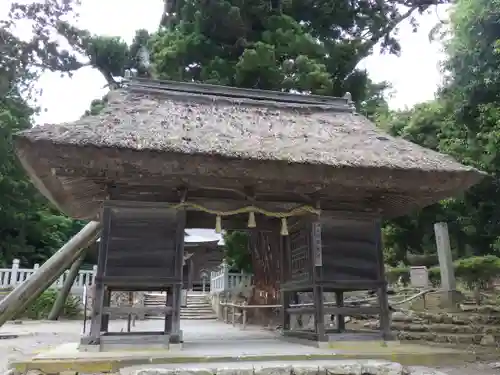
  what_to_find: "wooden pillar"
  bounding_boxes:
[311,221,326,342]
[335,291,345,332]
[188,258,194,291]
[101,288,111,333]
[48,252,86,320]
[279,235,291,331]
[164,287,173,334]
[88,207,111,345]
[375,220,391,340]
[171,209,186,344]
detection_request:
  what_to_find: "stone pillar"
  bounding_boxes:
[434,222,460,308]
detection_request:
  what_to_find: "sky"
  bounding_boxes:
[3,1,450,125]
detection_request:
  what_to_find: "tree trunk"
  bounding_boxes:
[247,230,281,325]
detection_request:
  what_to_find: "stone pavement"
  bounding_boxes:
[0,319,499,375]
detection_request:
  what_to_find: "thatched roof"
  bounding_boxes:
[14,78,484,220]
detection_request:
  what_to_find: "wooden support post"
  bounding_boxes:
[335,291,345,332]
[164,288,173,335]
[279,235,291,332]
[88,208,111,345]
[15,250,83,321]
[127,292,133,332]
[48,252,86,320]
[0,221,101,328]
[375,220,391,340]
[101,288,111,333]
[242,308,247,329]
[311,221,326,342]
[187,258,194,291]
[170,209,186,344]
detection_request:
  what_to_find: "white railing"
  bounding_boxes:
[210,263,253,294]
[1,259,254,296]
[0,259,97,292]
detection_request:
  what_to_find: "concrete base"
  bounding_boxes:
[79,330,183,352]
[10,336,474,375]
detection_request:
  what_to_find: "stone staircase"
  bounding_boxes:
[144,291,217,320]
[362,305,500,347]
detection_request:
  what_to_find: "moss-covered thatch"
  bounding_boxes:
[14,79,485,219]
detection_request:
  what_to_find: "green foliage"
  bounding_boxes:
[149,0,439,104]
[386,256,500,290]
[379,0,500,265]
[0,90,85,267]
[223,231,252,273]
[454,255,500,290]
[406,253,439,267]
[15,289,81,320]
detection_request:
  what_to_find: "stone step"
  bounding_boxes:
[460,304,500,313]
[396,331,499,346]
[119,359,437,375]
[179,315,217,320]
[181,307,214,312]
[415,311,500,325]
[180,312,215,317]
[147,315,217,320]
[391,310,500,325]
[366,321,500,335]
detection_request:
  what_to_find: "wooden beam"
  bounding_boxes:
[52,166,444,199]
[48,252,86,320]
[103,199,379,219]
[102,306,173,315]
[0,222,101,328]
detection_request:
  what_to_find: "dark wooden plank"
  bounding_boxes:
[282,329,319,341]
[110,233,175,247]
[99,275,180,285]
[322,251,377,265]
[320,279,385,291]
[322,264,379,281]
[106,248,176,258]
[322,241,377,258]
[105,267,175,278]
[280,280,315,292]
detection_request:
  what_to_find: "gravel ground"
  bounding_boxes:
[0,320,499,375]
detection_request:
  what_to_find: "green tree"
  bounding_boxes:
[0,1,95,266]
[378,0,500,264]
[150,0,452,285]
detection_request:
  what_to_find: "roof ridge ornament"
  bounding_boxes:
[126,78,352,110]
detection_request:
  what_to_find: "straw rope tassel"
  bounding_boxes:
[247,211,256,228]
[280,217,289,236]
[215,215,222,233]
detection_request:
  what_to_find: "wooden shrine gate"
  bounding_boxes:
[81,202,185,349]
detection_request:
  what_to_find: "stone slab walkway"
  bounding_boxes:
[1,319,499,375]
